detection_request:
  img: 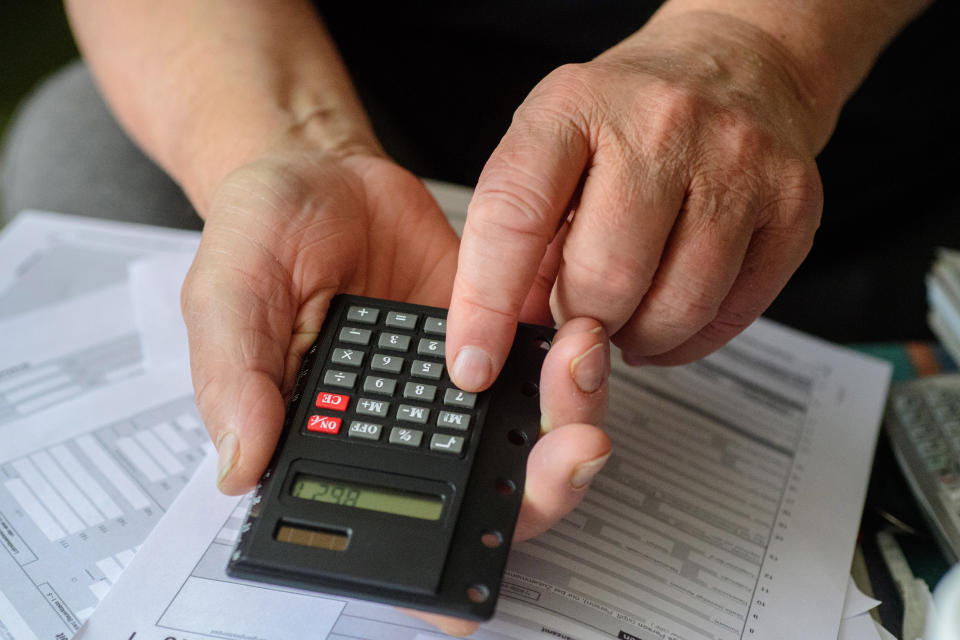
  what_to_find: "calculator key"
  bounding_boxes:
[316,392,350,411]
[339,327,372,345]
[403,382,437,402]
[418,338,445,358]
[385,311,418,330]
[348,421,382,441]
[424,317,446,336]
[378,332,411,352]
[331,348,364,367]
[397,404,430,424]
[411,360,443,380]
[389,427,423,448]
[370,353,404,374]
[430,434,465,454]
[444,388,477,409]
[347,306,379,324]
[437,410,471,431]
[363,376,397,396]
[356,398,391,418]
[307,414,342,434]
[323,370,356,389]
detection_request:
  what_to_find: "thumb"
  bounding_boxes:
[514,422,612,541]
[181,234,298,496]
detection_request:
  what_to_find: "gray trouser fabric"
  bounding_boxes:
[0,61,200,230]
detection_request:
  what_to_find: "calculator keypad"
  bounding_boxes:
[303,304,481,456]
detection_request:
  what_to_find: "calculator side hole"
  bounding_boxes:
[521,381,539,397]
[507,429,528,446]
[480,530,503,549]
[495,479,517,496]
[467,584,490,603]
[535,337,552,351]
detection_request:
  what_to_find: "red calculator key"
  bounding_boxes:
[307,414,342,434]
[316,392,350,411]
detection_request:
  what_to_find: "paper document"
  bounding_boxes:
[0,211,199,426]
[0,366,208,639]
[77,319,890,640]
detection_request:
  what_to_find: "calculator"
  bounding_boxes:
[884,374,960,562]
[227,294,554,620]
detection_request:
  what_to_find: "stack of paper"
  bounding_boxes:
[926,248,960,364]
[1,210,893,640]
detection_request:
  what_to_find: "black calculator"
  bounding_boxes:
[227,294,554,620]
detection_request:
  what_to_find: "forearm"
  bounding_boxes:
[611,0,931,151]
[66,0,379,214]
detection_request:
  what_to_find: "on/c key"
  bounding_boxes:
[316,392,350,411]
[307,415,342,434]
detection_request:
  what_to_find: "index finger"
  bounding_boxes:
[446,99,588,392]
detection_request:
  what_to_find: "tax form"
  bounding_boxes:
[0,211,198,426]
[0,211,204,639]
[76,319,891,640]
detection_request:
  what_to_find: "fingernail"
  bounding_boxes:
[570,342,605,393]
[216,431,238,488]
[452,346,492,391]
[570,451,611,490]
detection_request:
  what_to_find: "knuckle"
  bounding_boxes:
[647,282,724,335]
[761,160,823,235]
[563,249,653,302]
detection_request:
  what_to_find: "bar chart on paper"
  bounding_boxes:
[0,393,209,639]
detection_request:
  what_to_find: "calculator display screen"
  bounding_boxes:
[291,474,443,521]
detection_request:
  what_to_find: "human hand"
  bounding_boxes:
[180,147,611,636]
[446,10,828,396]
[181,148,462,494]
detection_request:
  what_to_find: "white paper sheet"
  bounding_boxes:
[77,318,891,640]
[128,253,195,372]
[0,211,199,426]
[0,365,209,639]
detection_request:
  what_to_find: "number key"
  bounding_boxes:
[370,353,404,374]
[378,332,411,351]
[363,376,396,396]
[417,338,445,358]
[403,382,436,402]
[444,388,477,409]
